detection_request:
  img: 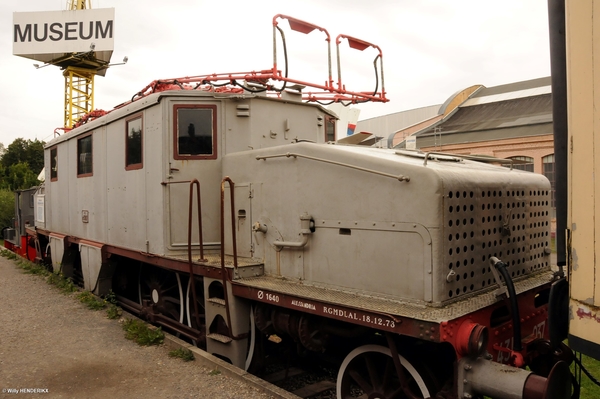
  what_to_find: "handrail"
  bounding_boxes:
[187,179,205,335]
[220,177,245,340]
[256,152,410,182]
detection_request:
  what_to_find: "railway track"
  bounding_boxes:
[262,361,337,399]
[156,315,340,399]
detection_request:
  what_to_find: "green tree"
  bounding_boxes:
[0,138,44,191]
[1,162,39,191]
[1,138,45,176]
[0,189,15,233]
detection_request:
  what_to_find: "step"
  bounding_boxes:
[207,297,226,306]
[206,333,232,344]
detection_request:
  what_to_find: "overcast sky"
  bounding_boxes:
[1,0,550,146]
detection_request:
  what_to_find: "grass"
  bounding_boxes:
[106,304,122,319]
[1,248,18,260]
[0,249,78,294]
[168,348,195,362]
[47,271,78,294]
[122,318,164,346]
[77,291,107,310]
[574,352,600,398]
[1,249,123,320]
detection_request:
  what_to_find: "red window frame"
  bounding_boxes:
[172,104,218,160]
[50,147,58,181]
[77,133,93,178]
[125,113,143,171]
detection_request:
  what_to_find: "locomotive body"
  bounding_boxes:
[6,15,573,399]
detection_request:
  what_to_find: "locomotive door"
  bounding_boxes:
[167,103,221,250]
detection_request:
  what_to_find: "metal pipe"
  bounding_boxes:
[547,0,568,274]
[273,233,309,249]
[458,357,571,399]
[256,152,410,182]
[274,213,313,250]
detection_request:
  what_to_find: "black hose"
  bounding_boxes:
[371,55,380,96]
[273,25,288,93]
[494,259,522,351]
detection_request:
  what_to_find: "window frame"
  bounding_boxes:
[325,115,336,142]
[50,146,58,181]
[505,156,534,172]
[125,113,144,171]
[77,133,94,178]
[172,104,218,160]
[542,154,556,209]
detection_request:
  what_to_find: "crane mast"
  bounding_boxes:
[63,0,95,129]
[67,1,92,10]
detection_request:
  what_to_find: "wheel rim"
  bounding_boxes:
[186,276,206,347]
[337,344,431,399]
[245,305,257,371]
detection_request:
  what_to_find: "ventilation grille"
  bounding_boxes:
[442,188,551,302]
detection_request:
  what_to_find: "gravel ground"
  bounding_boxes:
[0,252,287,399]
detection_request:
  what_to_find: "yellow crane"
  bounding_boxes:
[62,0,98,128]
[31,1,121,129]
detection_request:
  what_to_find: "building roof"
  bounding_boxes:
[355,104,440,140]
[396,77,552,149]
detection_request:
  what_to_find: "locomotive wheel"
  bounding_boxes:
[186,276,206,347]
[140,265,184,324]
[336,344,431,399]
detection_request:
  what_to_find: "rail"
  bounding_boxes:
[220,177,245,340]
[187,179,205,336]
[256,152,410,182]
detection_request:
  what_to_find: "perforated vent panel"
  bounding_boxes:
[442,188,551,303]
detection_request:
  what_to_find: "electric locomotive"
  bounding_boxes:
[4,15,573,399]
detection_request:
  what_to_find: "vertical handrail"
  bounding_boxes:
[188,179,205,335]
[220,177,245,340]
[188,179,205,262]
[220,177,239,278]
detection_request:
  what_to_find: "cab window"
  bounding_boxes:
[50,147,58,181]
[173,105,217,160]
[126,114,143,170]
[77,134,93,177]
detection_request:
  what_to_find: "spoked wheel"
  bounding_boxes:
[140,265,184,324]
[186,276,206,348]
[337,344,432,399]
